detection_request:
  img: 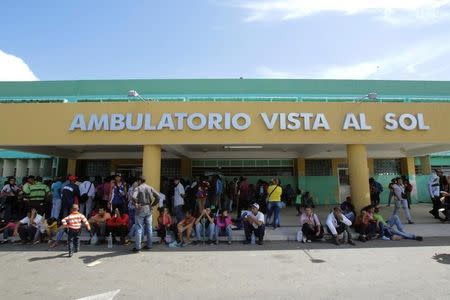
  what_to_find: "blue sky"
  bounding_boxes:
[1,0,450,81]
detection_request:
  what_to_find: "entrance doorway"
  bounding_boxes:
[338,168,350,202]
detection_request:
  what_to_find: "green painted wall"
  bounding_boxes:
[298,176,339,205]
[373,174,431,204]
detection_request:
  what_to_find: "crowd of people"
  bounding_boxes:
[0,169,448,255]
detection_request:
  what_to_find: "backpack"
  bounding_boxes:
[80,182,93,204]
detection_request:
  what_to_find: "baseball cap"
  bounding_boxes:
[68,175,77,181]
[252,203,260,209]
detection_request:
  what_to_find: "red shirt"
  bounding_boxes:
[158,214,172,229]
[106,214,129,227]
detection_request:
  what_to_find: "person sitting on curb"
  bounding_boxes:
[157,207,174,244]
[325,207,355,246]
[354,206,378,242]
[177,210,196,246]
[299,206,323,243]
[340,196,356,223]
[214,209,233,245]
[243,203,265,245]
[13,208,43,244]
[88,207,111,245]
[106,208,129,245]
[373,206,423,241]
[195,207,215,245]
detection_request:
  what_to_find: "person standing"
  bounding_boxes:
[1,176,20,221]
[392,177,414,224]
[401,175,413,209]
[173,178,185,222]
[266,178,283,229]
[237,177,249,219]
[61,204,91,257]
[61,176,80,218]
[428,169,442,219]
[50,176,63,219]
[110,175,126,212]
[131,176,160,253]
[79,177,95,218]
[369,177,383,206]
[213,175,223,209]
[27,176,50,215]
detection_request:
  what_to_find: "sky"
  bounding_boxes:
[1,0,450,81]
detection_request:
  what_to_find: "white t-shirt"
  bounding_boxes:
[159,193,166,208]
[247,211,265,228]
[174,183,185,207]
[20,214,43,227]
[80,181,96,197]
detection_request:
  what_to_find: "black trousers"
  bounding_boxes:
[431,196,441,216]
[302,223,324,240]
[28,200,46,215]
[18,224,37,242]
[327,223,353,240]
[106,225,128,242]
[68,229,81,253]
[243,221,265,241]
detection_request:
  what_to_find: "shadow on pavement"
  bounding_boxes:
[28,253,67,262]
[432,253,450,264]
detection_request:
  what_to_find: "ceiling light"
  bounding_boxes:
[224,146,263,149]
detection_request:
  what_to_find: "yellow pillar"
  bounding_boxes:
[142,145,161,226]
[402,157,416,176]
[367,158,375,177]
[180,158,192,178]
[347,145,371,214]
[67,159,77,176]
[420,156,432,175]
[296,158,305,176]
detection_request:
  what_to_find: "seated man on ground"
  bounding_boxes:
[214,209,233,245]
[13,208,43,244]
[157,207,175,244]
[89,207,111,245]
[299,206,323,243]
[325,207,355,246]
[0,219,17,244]
[243,203,265,245]
[106,208,129,245]
[340,196,356,223]
[195,207,215,244]
[177,210,196,246]
[354,206,378,242]
[373,206,423,241]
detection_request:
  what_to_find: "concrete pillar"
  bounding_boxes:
[367,158,375,177]
[420,156,432,175]
[67,159,77,176]
[347,145,371,214]
[16,159,28,179]
[142,145,161,226]
[296,157,305,176]
[40,159,53,178]
[180,158,192,178]
[401,157,416,176]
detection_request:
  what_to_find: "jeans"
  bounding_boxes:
[214,225,232,242]
[174,205,184,222]
[267,201,282,228]
[393,199,412,222]
[135,206,152,250]
[51,198,62,219]
[382,215,415,239]
[195,222,215,241]
[79,196,93,218]
[387,191,394,206]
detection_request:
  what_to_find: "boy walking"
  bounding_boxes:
[62,204,91,257]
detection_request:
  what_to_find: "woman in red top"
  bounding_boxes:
[157,207,174,243]
[106,208,129,244]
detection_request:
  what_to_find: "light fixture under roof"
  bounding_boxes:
[224,145,263,149]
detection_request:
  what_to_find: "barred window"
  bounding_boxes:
[374,159,401,175]
[305,159,332,176]
[161,159,181,178]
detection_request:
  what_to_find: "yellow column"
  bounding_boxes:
[180,158,192,178]
[296,157,305,176]
[420,156,432,175]
[67,159,77,176]
[402,157,416,176]
[347,145,371,214]
[142,145,161,226]
[367,158,375,177]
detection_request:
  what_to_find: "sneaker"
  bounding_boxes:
[131,247,141,253]
[415,236,423,241]
[348,240,356,246]
[68,251,73,258]
[243,240,251,245]
[306,239,312,243]
[408,221,414,224]
[333,236,340,246]
[381,236,391,241]
[302,236,307,243]
[142,245,152,251]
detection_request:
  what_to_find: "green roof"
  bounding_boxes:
[0,150,51,159]
[1,79,450,102]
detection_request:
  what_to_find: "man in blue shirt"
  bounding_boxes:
[51,176,63,219]
[61,176,80,218]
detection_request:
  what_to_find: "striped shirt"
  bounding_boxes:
[62,212,89,230]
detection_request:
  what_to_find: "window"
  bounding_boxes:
[374,159,401,175]
[305,159,332,176]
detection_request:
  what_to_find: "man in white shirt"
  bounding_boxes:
[13,208,43,244]
[243,203,265,245]
[79,177,96,218]
[326,207,355,246]
[428,169,442,219]
[173,178,185,222]
[392,177,413,224]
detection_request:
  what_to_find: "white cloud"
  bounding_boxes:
[0,49,38,81]
[256,37,450,80]
[234,0,450,25]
